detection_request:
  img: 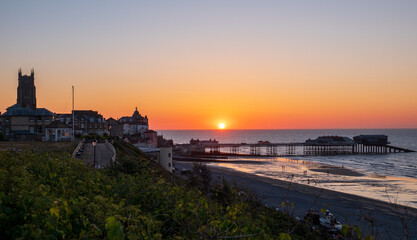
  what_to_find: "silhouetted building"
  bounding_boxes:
[106,117,123,137]
[17,68,37,109]
[353,135,388,145]
[106,117,118,126]
[190,138,218,147]
[1,69,55,141]
[305,136,354,145]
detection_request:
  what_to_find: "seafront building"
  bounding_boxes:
[118,107,149,136]
[108,107,150,142]
[107,108,173,170]
[1,69,55,141]
[56,110,109,136]
[139,147,173,172]
[107,117,123,138]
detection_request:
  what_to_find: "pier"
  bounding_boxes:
[178,135,415,157]
[202,143,414,156]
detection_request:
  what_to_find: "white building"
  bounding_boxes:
[138,147,173,172]
[118,107,149,136]
[122,123,148,136]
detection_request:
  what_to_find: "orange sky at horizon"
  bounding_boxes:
[1,1,417,130]
[1,57,417,130]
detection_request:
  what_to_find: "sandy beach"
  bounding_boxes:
[174,160,417,239]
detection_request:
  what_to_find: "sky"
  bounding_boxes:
[1,1,416,129]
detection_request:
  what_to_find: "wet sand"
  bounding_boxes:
[309,166,365,177]
[174,161,417,239]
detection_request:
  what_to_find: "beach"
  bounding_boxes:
[174,160,417,239]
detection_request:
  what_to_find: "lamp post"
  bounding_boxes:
[92,141,97,168]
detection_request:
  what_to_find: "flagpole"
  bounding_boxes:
[72,86,75,142]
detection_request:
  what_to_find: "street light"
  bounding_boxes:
[92,141,97,168]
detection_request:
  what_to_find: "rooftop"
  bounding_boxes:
[2,104,55,117]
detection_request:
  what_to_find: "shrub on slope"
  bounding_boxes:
[0,143,322,239]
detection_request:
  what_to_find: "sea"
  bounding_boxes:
[157,129,417,208]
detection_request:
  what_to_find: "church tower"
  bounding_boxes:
[17,68,37,109]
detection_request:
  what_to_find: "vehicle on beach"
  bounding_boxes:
[304,209,343,238]
[320,210,343,232]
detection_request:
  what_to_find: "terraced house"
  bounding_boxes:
[56,110,109,136]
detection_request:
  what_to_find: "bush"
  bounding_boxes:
[187,163,212,193]
[0,142,322,239]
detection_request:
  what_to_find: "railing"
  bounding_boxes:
[105,140,117,163]
[72,141,83,158]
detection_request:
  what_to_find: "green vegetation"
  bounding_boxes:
[0,141,323,239]
[82,133,111,141]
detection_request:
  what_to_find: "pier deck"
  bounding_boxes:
[186,142,414,156]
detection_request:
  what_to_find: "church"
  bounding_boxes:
[1,69,55,141]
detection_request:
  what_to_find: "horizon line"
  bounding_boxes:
[154,128,417,131]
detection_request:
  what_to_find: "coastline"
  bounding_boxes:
[174,160,417,239]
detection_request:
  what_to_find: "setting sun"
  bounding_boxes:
[218,123,226,129]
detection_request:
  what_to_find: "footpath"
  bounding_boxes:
[76,142,114,168]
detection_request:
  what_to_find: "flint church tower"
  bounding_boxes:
[17,68,37,109]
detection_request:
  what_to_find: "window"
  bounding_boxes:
[168,163,171,168]
[168,153,171,158]
[95,124,97,129]
[30,126,35,133]
[29,116,34,122]
[5,117,9,123]
[37,126,42,134]
[45,117,50,122]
